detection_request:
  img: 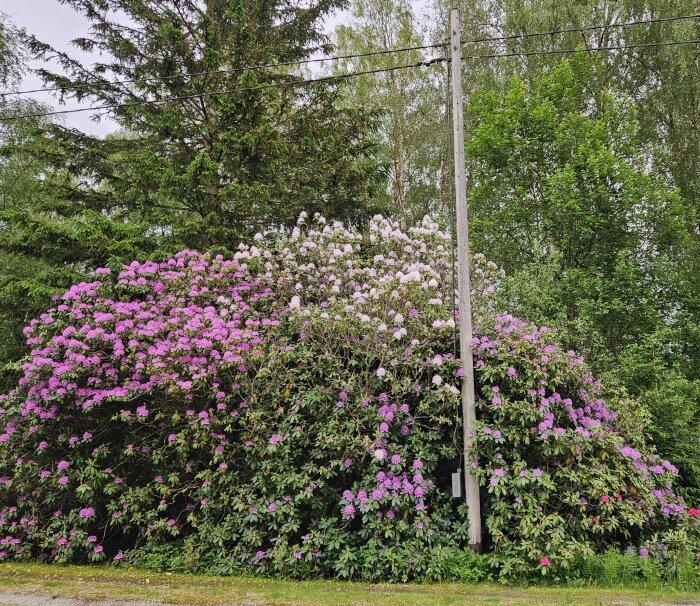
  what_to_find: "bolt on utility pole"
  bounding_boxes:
[450,6,482,552]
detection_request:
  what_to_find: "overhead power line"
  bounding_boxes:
[0,42,446,98]
[3,34,700,123]
[0,58,447,122]
[463,13,700,45]
[2,13,698,99]
[468,38,700,59]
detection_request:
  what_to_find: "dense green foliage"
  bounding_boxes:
[466,57,700,500]
[454,0,700,218]
[0,19,80,390]
[23,0,384,247]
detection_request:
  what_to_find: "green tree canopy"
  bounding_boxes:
[466,56,700,498]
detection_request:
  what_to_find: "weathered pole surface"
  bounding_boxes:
[450,6,482,552]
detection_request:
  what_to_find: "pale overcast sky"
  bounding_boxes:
[0,0,351,137]
[1,0,118,136]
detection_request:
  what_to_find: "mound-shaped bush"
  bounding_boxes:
[0,214,696,580]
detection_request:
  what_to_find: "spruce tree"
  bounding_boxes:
[19,0,384,251]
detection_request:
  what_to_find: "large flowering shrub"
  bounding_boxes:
[0,214,696,581]
[470,317,698,577]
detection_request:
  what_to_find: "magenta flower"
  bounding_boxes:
[540,557,551,566]
[78,507,95,518]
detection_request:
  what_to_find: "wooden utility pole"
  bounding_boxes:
[450,6,482,552]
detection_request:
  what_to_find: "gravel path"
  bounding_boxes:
[0,594,265,606]
[0,594,185,606]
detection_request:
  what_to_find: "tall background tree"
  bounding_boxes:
[333,0,449,225]
[450,0,700,216]
[11,0,386,252]
[0,12,25,92]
